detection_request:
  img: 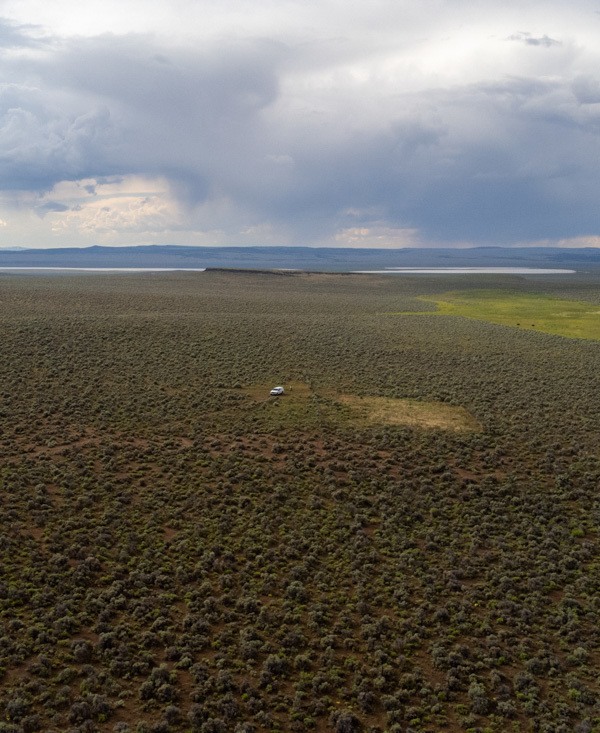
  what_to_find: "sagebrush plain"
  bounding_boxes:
[1,270,599,733]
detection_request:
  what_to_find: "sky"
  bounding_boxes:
[0,1,599,249]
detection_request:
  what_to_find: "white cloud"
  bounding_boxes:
[37,177,180,238]
[333,226,422,248]
[526,235,600,248]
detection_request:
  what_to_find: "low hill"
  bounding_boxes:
[1,244,600,271]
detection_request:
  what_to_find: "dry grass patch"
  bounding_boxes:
[336,394,480,431]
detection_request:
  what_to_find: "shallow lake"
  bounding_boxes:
[352,267,576,274]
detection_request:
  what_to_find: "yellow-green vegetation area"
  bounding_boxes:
[1,270,600,733]
[415,290,600,340]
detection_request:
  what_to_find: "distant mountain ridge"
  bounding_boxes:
[1,245,600,271]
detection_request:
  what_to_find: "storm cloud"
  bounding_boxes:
[0,1,599,247]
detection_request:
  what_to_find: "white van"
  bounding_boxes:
[270,386,284,396]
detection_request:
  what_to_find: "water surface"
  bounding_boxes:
[353,267,576,275]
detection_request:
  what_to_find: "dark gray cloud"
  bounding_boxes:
[35,200,69,216]
[254,75,600,244]
[0,17,45,48]
[0,82,119,190]
[0,33,285,199]
[508,32,562,47]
